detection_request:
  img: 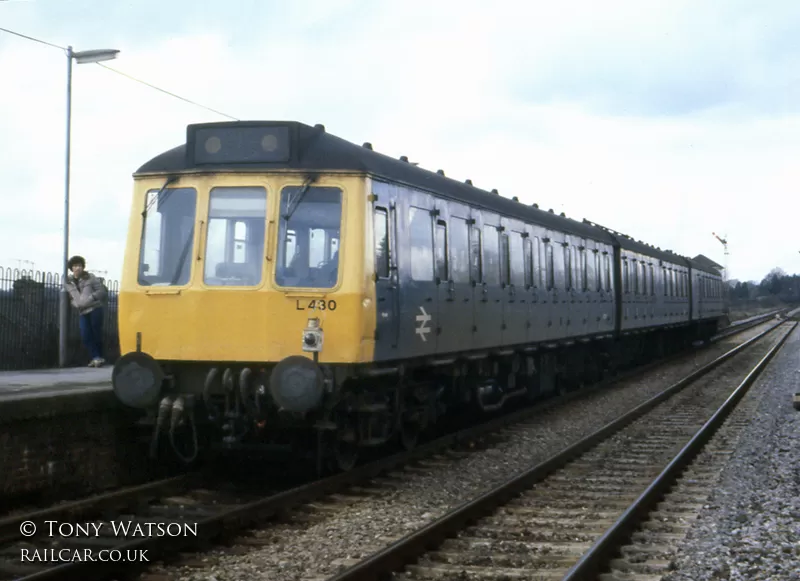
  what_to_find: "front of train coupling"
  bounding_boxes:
[202,366,268,447]
[148,393,199,464]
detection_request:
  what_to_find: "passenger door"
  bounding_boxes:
[398,198,439,358]
[437,211,473,354]
[473,216,504,349]
[502,228,528,346]
[372,203,400,359]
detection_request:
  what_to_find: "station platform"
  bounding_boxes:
[0,367,112,402]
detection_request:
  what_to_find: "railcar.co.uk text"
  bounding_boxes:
[18,519,199,563]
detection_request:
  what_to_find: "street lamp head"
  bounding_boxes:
[73,48,120,64]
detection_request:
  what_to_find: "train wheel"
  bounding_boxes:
[329,424,358,473]
[399,410,421,451]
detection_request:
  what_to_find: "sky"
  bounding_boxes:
[1,0,800,284]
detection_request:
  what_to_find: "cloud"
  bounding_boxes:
[1,0,799,284]
[498,1,800,117]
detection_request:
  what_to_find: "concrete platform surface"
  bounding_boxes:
[0,367,112,400]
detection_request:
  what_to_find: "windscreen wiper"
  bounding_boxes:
[142,175,180,218]
[283,175,317,222]
[169,223,195,285]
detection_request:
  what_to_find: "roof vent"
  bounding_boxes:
[549,208,554,213]
[491,188,499,195]
[560,212,566,217]
[533,203,539,209]
[362,142,373,150]
[400,155,409,162]
[512,196,519,202]
[314,124,325,132]
[437,169,445,176]
[465,179,473,185]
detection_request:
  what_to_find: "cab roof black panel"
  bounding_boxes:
[133,120,700,265]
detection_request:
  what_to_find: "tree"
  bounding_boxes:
[760,267,787,296]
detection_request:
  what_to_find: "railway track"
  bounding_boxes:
[0,312,786,581]
[327,320,796,581]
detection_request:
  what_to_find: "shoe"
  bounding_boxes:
[96,358,106,367]
[88,359,98,367]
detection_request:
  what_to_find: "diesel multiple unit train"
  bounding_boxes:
[112,121,726,472]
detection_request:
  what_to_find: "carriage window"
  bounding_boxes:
[374,207,390,279]
[408,206,434,282]
[523,236,533,288]
[594,252,602,291]
[582,249,591,292]
[570,247,576,290]
[509,232,524,287]
[483,225,500,285]
[435,220,448,282]
[275,186,342,289]
[139,187,197,286]
[573,247,582,291]
[623,259,629,293]
[649,264,655,296]
[203,186,267,287]
[640,263,646,295]
[546,242,555,290]
[580,248,588,291]
[470,226,482,283]
[500,233,510,286]
[450,217,469,284]
[532,236,541,288]
[564,245,572,290]
[604,254,611,291]
[631,260,638,295]
[662,268,668,296]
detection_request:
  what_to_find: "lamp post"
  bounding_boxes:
[59,46,120,368]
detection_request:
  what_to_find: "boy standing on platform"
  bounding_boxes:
[64,255,108,367]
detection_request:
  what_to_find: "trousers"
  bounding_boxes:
[79,308,104,360]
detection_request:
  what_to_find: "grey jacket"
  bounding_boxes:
[64,272,107,315]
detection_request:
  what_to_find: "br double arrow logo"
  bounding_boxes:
[415,306,431,342]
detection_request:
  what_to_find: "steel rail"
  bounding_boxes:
[0,475,193,546]
[560,320,797,580]
[325,319,788,581]
[2,314,783,580]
